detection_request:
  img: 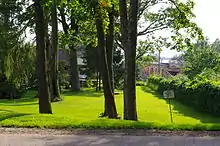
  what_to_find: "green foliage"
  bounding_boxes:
[147,75,220,117]
[0,81,21,99]
[138,0,203,53]
[136,81,145,86]
[183,40,220,78]
[58,61,70,89]
[81,45,99,78]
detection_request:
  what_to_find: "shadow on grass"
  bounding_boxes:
[0,109,30,121]
[0,98,38,106]
[62,88,103,98]
[142,87,220,124]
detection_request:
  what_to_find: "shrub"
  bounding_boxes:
[136,81,145,86]
[0,81,21,99]
[146,75,220,117]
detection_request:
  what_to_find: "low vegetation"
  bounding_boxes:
[146,75,220,117]
[1,87,220,130]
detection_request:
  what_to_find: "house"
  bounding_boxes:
[141,59,181,78]
[58,48,86,82]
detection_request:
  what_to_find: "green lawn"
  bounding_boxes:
[1,86,220,130]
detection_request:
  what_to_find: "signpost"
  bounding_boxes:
[163,90,175,123]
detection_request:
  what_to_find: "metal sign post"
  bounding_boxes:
[163,90,175,123]
[168,98,173,123]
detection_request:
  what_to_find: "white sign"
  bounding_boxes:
[163,90,175,99]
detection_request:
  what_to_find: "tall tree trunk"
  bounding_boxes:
[96,17,118,119]
[103,8,115,117]
[34,0,52,114]
[119,0,129,120]
[119,0,138,120]
[106,8,115,94]
[44,9,53,102]
[51,0,61,101]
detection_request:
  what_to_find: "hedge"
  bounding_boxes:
[146,75,220,117]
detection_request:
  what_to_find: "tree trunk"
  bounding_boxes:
[103,8,115,117]
[96,70,99,91]
[69,48,80,92]
[44,9,53,102]
[119,0,138,121]
[51,0,61,101]
[34,0,52,114]
[95,17,118,119]
[98,71,101,91]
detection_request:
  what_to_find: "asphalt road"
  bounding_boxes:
[1,134,220,146]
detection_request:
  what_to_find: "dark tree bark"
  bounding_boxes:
[98,71,101,91]
[106,9,115,94]
[96,70,99,91]
[119,0,138,120]
[95,17,118,119]
[126,0,138,120]
[44,10,53,101]
[34,0,52,114]
[103,8,115,117]
[51,0,61,101]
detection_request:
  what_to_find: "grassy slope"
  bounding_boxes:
[1,87,220,130]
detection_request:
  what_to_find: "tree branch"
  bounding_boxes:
[115,38,124,50]
[138,0,150,20]
[168,0,183,14]
[138,21,168,36]
[58,5,69,34]
[136,44,152,60]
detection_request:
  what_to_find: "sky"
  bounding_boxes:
[161,0,220,58]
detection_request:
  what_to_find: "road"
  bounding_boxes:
[1,134,220,146]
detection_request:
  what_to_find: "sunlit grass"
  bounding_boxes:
[1,87,220,130]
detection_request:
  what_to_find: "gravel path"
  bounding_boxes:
[1,128,220,146]
[1,128,220,137]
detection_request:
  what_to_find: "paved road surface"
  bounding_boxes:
[1,134,220,146]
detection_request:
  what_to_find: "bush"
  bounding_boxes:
[0,81,21,99]
[146,75,220,117]
[136,81,145,86]
[59,61,70,89]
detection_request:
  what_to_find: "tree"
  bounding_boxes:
[34,0,52,114]
[95,1,118,119]
[183,40,220,79]
[50,0,61,101]
[119,0,139,120]
[0,0,22,79]
[211,39,220,53]
[116,0,203,61]
[0,0,37,98]
[59,1,80,92]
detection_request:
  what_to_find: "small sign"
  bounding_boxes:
[163,90,175,99]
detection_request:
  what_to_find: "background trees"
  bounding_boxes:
[183,40,220,79]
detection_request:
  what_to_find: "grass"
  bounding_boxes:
[1,87,220,130]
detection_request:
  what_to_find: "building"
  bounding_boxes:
[141,59,181,78]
